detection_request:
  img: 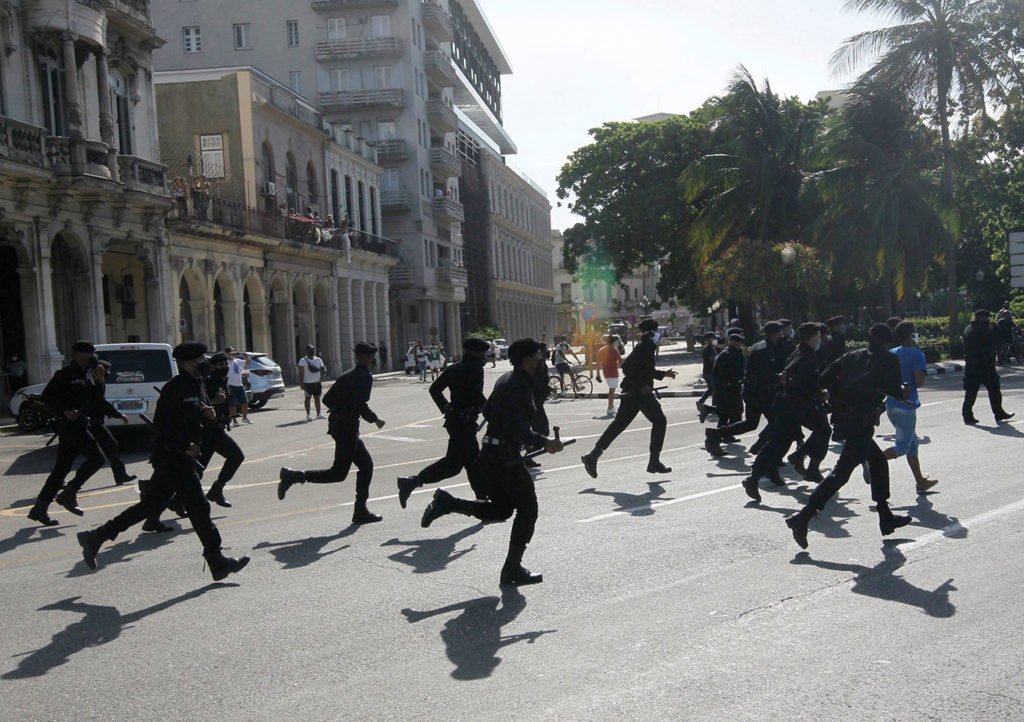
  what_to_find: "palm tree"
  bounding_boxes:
[807,83,950,316]
[831,0,992,339]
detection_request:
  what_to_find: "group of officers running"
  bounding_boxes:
[21,306,1015,585]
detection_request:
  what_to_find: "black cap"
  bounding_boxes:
[703,331,718,341]
[224,346,236,354]
[508,338,542,365]
[173,341,208,361]
[728,332,745,343]
[305,344,315,352]
[71,340,95,353]
[638,319,658,333]
[798,322,821,339]
[974,308,991,317]
[762,321,783,334]
[354,342,378,356]
[826,316,845,327]
[463,337,490,354]
[779,319,793,328]
[209,352,228,364]
[869,322,894,344]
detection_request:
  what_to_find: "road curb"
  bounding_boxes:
[927,362,964,376]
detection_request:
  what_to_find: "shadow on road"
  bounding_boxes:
[895,493,964,536]
[2,584,238,679]
[579,481,674,517]
[253,525,358,570]
[65,530,177,578]
[0,525,70,557]
[401,587,555,680]
[3,445,150,477]
[381,523,483,574]
[791,546,956,618]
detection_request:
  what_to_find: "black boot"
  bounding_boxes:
[646,460,672,474]
[421,489,455,528]
[785,507,816,549]
[697,402,709,424]
[206,481,232,508]
[55,489,84,516]
[963,415,979,425]
[524,457,541,469]
[142,519,174,533]
[114,473,137,486]
[704,429,727,458]
[741,475,762,503]
[803,458,824,483]
[27,504,58,527]
[277,467,305,500]
[352,501,382,525]
[995,411,1016,422]
[581,450,600,479]
[397,476,420,509]
[77,529,105,570]
[204,549,250,582]
[787,452,807,475]
[749,437,766,455]
[499,543,543,586]
[877,503,912,536]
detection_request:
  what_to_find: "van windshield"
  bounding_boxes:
[96,349,174,385]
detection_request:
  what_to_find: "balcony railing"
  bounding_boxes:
[431,196,464,223]
[320,88,404,112]
[381,189,412,212]
[388,264,416,285]
[427,98,458,133]
[104,0,152,27]
[424,51,459,89]
[421,0,454,41]
[316,36,402,60]
[118,155,167,194]
[375,139,408,162]
[0,116,46,166]
[435,265,468,287]
[430,146,461,179]
[347,229,400,257]
[312,0,398,10]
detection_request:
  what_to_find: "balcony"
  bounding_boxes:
[424,51,459,89]
[436,265,468,287]
[104,0,161,44]
[118,155,167,194]
[389,264,416,285]
[375,139,409,162]
[431,196,464,224]
[347,229,400,257]
[315,36,402,61]
[421,1,454,41]
[430,146,461,179]
[319,88,404,113]
[427,98,458,133]
[381,189,412,212]
[0,116,46,167]
[312,0,398,10]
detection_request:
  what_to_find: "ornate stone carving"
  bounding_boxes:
[112,204,127,228]
[80,199,102,224]
[14,182,31,211]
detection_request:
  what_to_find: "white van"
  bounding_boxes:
[94,343,176,427]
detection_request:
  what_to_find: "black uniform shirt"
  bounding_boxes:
[482,368,547,453]
[151,372,207,471]
[322,363,378,435]
[203,373,231,428]
[532,359,551,404]
[821,348,903,435]
[713,346,745,391]
[429,358,486,426]
[621,335,668,393]
[701,344,719,377]
[962,321,995,368]
[41,362,95,420]
[744,339,780,403]
[83,379,119,427]
[821,332,846,367]
[783,343,822,405]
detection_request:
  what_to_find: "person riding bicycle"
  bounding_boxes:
[551,336,581,393]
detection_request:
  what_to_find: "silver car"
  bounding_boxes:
[244,352,286,410]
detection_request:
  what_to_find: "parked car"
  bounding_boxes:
[243,352,286,409]
[491,338,509,360]
[95,343,176,427]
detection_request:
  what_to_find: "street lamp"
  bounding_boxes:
[781,242,797,319]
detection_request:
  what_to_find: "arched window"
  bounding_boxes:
[306,161,318,209]
[109,69,133,155]
[285,151,298,211]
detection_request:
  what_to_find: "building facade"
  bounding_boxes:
[155,67,396,382]
[0,0,173,406]
[150,0,533,354]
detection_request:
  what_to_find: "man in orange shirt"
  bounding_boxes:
[596,334,623,416]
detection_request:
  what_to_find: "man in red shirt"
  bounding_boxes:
[596,334,623,416]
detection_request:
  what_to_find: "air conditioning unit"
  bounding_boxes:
[262,181,277,196]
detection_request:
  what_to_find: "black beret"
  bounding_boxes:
[508,338,542,365]
[354,342,378,355]
[209,352,228,364]
[71,340,95,353]
[173,341,208,361]
[827,316,845,326]
[762,321,783,334]
[974,308,991,317]
[638,319,658,332]
[463,337,490,353]
[778,319,793,327]
[798,322,822,338]
[703,332,718,340]
[728,332,745,343]
[869,323,894,343]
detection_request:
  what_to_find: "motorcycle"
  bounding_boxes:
[16,395,54,434]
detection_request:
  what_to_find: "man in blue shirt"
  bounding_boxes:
[884,321,938,493]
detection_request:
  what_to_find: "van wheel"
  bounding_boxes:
[249,399,266,411]
[17,410,40,433]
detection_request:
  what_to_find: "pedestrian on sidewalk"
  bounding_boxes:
[415,343,428,382]
[278,342,386,525]
[297,345,327,421]
[596,334,622,416]
[226,347,252,425]
[884,321,938,493]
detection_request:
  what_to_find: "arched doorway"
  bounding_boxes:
[292,277,312,362]
[51,234,86,357]
[0,245,25,394]
[269,276,291,376]
[213,272,240,351]
[314,280,333,368]
[178,268,208,344]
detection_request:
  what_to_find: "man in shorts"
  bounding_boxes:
[596,334,622,416]
[428,342,442,381]
[415,343,428,382]
[297,345,327,421]
[884,321,938,493]
[225,347,252,425]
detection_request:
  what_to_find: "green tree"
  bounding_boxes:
[832,0,993,340]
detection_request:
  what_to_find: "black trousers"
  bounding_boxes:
[718,397,772,437]
[595,392,667,461]
[91,424,129,483]
[98,466,222,554]
[417,424,487,499]
[531,402,550,437]
[963,366,1003,418]
[698,374,716,406]
[36,424,105,505]
[716,387,744,427]
[451,458,538,548]
[751,400,829,475]
[808,431,890,510]
[199,428,244,488]
[304,432,373,503]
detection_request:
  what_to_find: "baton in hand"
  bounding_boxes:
[45,411,92,446]
[525,425,576,459]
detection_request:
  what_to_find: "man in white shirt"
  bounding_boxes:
[297,345,327,421]
[226,347,252,425]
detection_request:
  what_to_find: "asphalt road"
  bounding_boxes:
[1,362,1022,721]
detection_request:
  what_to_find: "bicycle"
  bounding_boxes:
[547,367,594,400]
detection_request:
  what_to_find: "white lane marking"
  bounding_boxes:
[368,435,424,443]
[901,498,1024,554]
[579,484,741,523]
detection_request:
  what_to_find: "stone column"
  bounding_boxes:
[369,280,380,352]
[94,48,118,181]
[89,249,107,343]
[338,276,354,369]
[61,32,86,173]
[327,273,343,373]
[220,301,242,348]
[444,302,457,349]
[352,279,365,346]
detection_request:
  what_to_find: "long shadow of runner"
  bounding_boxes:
[401,587,555,680]
[381,523,484,574]
[65,531,177,578]
[579,481,673,517]
[253,525,358,570]
[0,525,70,557]
[894,493,964,536]
[791,547,956,618]
[3,584,238,679]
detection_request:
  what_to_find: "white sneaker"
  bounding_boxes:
[316,413,325,419]
[306,414,312,422]
[242,418,254,425]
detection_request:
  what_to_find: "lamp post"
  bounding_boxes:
[781,242,797,320]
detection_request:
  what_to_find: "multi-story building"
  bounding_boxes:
[0,0,173,405]
[150,0,536,354]
[458,129,555,340]
[155,67,397,381]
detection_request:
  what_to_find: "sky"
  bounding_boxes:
[478,0,886,231]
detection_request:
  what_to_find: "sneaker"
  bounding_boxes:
[306,414,312,422]
[242,418,254,425]
[316,413,325,419]
[916,478,939,493]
